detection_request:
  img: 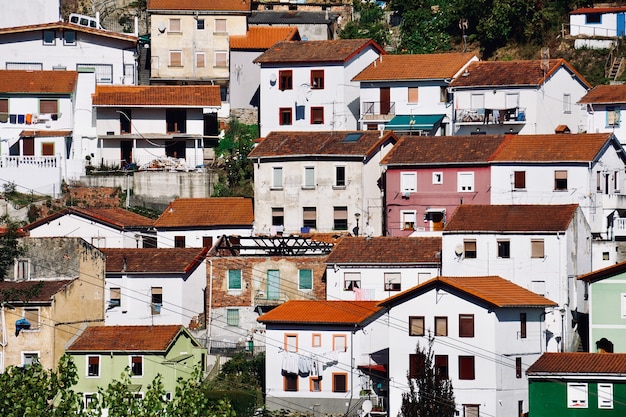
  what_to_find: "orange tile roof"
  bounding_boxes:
[257,300,382,325]
[230,27,300,50]
[570,6,626,14]
[444,204,579,233]
[0,22,138,42]
[325,236,441,264]
[101,247,207,273]
[153,197,253,227]
[148,0,250,12]
[578,260,626,283]
[248,131,398,159]
[67,325,185,351]
[449,59,591,89]
[489,133,616,162]
[380,276,557,308]
[20,130,73,137]
[0,280,74,303]
[353,52,477,81]
[254,39,385,64]
[0,70,77,94]
[380,135,505,166]
[578,84,626,104]
[24,207,154,231]
[527,352,626,375]
[92,85,222,107]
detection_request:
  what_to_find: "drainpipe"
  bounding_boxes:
[208,259,213,354]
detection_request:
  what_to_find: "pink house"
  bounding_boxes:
[380,135,505,236]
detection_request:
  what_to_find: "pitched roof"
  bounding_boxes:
[100,247,207,273]
[444,204,579,233]
[578,260,626,283]
[527,352,626,375]
[91,85,222,107]
[249,11,336,25]
[0,21,138,42]
[379,276,557,309]
[257,300,382,325]
[578,84,626,104]
[147,0,250,12]
[325,236,441,265]
[67,325,186,352]
[570,6,626,15]
[230,27,300,50]
[0,280,74,303]
[23,207,154,231]
[20,130,73,138]
[380,135,505,166]
[449,59,591,89]
[489,133,617,163]
[248,131,398,159]
[153,197,254,228]
[0,70,77,94]
[353,52,477,81]
[254,39,384,64]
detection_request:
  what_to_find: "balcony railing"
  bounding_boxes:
[361,101,396,118]
[455,107,526,124]
[0,156,59,168]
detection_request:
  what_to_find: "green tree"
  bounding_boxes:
[340,0,390,47]
[213,118,257,198]
[0,214,25,281]
[400,336,455,417]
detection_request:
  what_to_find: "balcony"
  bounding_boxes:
[361,101,396,121]
[254,290,289,307]
[455,107,526,125]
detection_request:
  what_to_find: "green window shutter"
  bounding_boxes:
[299,269,312,290]
[228,269,242,290]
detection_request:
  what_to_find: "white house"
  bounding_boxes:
[0,69,96,196]
[448,59,591,135]
[352,52,478,135]
[248,130,398,237]
[23,207,156,248]
[569,6,626,37]
[324,236,442,301]
[257,300,389,414]
[378,276,558,417]
[254,38,385,137]
[0,21,138,84]
[441,204,592,353]
[488,132,626,240]
[91,84,222,170]
[101,247,208,327]
[579,84,626,143]
[153,197,254,248]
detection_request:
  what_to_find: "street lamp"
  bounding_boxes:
[354,213,360,236]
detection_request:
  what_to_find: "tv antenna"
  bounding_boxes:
[459,18,469,52]
[540,47,550,72]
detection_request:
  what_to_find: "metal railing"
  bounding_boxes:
[0,156,59,168]
[361,101,396,116]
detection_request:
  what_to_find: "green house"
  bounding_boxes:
[578,261,626,352]
[66,325,206,405]
[527,352,626,416]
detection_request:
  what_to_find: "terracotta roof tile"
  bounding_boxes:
[488,133,615,162]
[248,131,398,159]
[230,27,299,50]
[148,0,250,12]
[153,197,253,228]
[444,204,579,233]
[20,130,73,137]
[0,22,138,42]
[249,11,336,25]
[254,39,384,64]
[325,236,441,264]
[578,260,626,283]
[67,325,184,351]
[257,300,382,325]
[380,276,557,308]
[527,352,626,375]
[380,135,505,166]
[570,6,626,14]
[353,52,477,81]
[92,85,221,107]
[0,280,74,303]
[100,247,207,273]
[24,207,154,231]
[578,84,626,104]
[0,70,77,94]
[449,59,591,89]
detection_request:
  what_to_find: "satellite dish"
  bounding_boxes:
[362,400,373,414]
[269,73,277,85]
[454,244,464,257]
[158,22,166,33]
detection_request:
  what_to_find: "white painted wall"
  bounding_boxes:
[0,1,59,28]
[570,12,620,37]
[584,104,626,143]
[156,227,252,249]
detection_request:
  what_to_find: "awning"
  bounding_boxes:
[384,114,445,133]
[358,364,387,373]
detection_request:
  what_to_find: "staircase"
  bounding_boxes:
[608,57,624,80]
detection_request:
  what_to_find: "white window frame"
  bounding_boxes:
[22,351,39,366]
[401,210,416,230]
[567,382,588,408]
[401,172,417,193]
[432,172,443,184]
[598,383,613,409]
[226,308,239,326]
[470,93,485,110]
[384,272,401,291]
[335,166,346,187]
[563,93,571,113]
[272,167,283,188]
[86,355,101,377]
[303,167,315,188]
[621,293,626,318]
[343,272,361,291]
[15,259,30,280]
[457,172,475,192]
